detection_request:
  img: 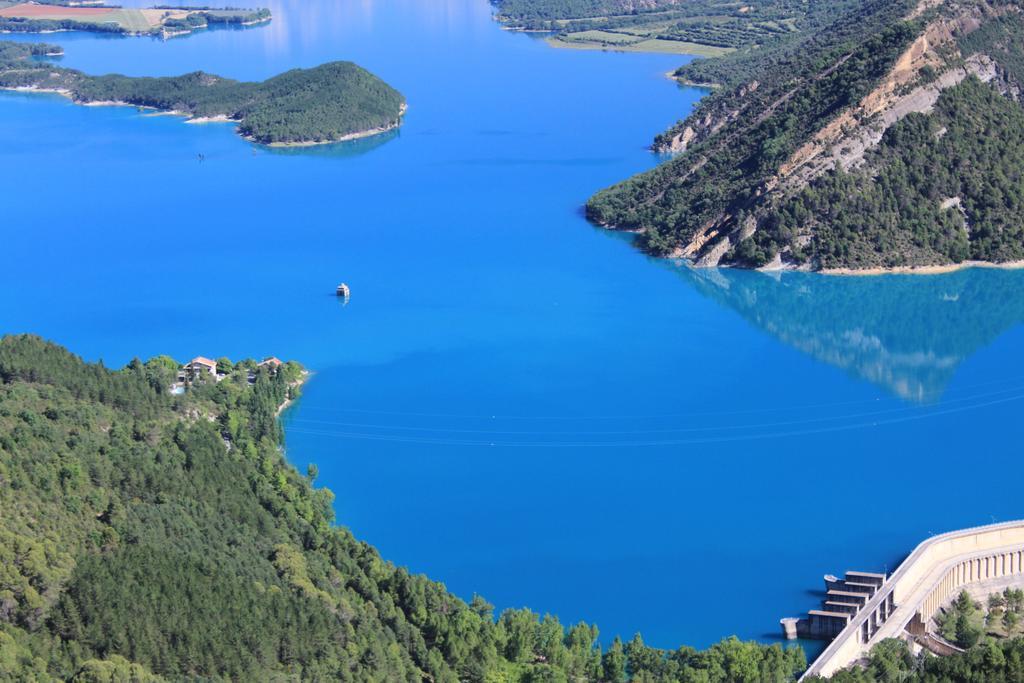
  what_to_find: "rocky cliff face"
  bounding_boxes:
[776,5,1006,192]
[588,0,1024,271]
[653,80,758,154]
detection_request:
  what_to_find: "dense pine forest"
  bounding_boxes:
[574,0,1024,271]
[0,335,809,681]
[6,338,1024,680]
[0,42,404,145]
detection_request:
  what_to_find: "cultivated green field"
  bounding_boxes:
[0,5,268,36]
[498,0,816,56]
[547,32,733,56]
[102,9,152,33]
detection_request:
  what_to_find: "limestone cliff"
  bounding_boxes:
[587,0,1024,271]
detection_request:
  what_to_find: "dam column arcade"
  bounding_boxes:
[792,521,1024,680]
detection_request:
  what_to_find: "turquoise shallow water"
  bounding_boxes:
[3,0,1024,655]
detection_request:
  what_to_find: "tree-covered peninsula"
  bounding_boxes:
[0,334,807,681]
[0,41,405,146]
[584,0,1024,272]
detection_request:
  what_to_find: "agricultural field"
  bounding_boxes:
[0,3,269,36]
[547,30,733,56]
[497,0,847,55]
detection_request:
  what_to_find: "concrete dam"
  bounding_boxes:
[783,520,1024,679]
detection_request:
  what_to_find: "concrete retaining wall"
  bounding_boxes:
[802,521,1024,680]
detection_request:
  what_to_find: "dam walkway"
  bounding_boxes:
[793,520,1024,679]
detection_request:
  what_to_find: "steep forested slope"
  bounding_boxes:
[0,335,808,682]
[754,75,1024,268]
[586,0,1024,271]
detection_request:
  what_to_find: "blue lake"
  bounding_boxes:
[3,0,1024,656]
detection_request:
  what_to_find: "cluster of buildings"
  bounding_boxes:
[171,355,284,394]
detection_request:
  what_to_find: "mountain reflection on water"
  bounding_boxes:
[670,263,1024,402]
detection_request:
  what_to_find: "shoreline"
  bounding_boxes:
[598,223,1024,278]
[1,86,406,147]
[245,102,407,147]
[665,70,720,88]
[497,24,556,33]
[650,239,1024,277]
[186,114,234,124]
[276,369,311,417]
[245,120,399,147]
[546,35,729,57]
[820,259,1024,277]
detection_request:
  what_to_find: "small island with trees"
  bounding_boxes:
[0,41,406,146]
[0,0,271,38]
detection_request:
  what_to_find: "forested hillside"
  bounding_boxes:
[752,75,1024,268]
[807,637,1024,682]
[0,42,404,145]
[2,335,1024,679]
[0,335,810,681]
[6,340,1024,680]
[585,0,1024,271]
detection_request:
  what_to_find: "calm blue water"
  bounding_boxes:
[4,0,1024,655]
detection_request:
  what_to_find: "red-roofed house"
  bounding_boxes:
[184,356,218,382]
[259,357,283,370]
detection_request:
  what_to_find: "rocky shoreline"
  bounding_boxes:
[2,86,406,147]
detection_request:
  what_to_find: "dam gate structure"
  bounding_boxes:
[781,521,1024,680]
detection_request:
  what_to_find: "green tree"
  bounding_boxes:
[602,637,627,683]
